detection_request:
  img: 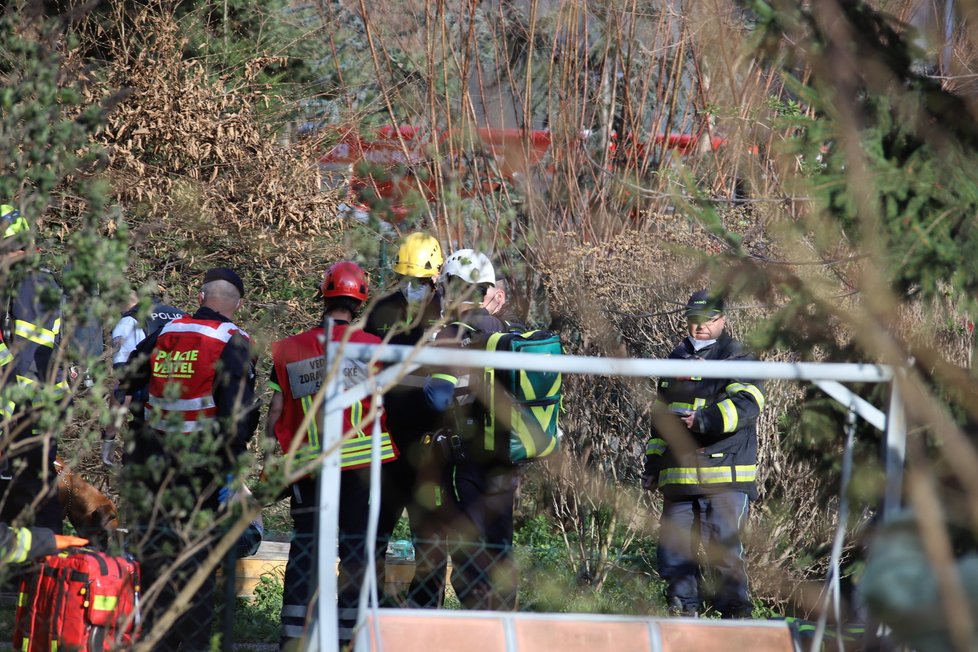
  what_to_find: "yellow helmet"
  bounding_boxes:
[0,204,28,240]
[392,232,443,278]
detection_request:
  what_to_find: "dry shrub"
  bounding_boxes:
[70,8,345,342]
[49,6,353,515]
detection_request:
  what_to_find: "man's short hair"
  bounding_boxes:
[324,296,362,316]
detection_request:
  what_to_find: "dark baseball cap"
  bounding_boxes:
[684,289,724,319]
[203,267,245,297]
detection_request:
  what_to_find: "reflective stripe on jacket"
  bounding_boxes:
[0,269,67,406]
[145,317,245,434]
[270,323,397,469]
[0,336,11,368]
[644,333,764,499]
[0,522,56,564]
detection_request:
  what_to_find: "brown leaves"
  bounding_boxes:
[69,9,345,326]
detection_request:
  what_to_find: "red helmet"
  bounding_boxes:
[321,261,369,301]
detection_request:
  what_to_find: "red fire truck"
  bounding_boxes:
[318,125,729,225]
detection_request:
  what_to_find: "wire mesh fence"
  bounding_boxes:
[0,493,533,649]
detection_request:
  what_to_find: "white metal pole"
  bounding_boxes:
[944,0,955,73]
[810,407,857,652]
[311,318,342,652]
[331,342,894,384]
[355,389,384,652]
[883,372,907,520]
[813,380,886,432]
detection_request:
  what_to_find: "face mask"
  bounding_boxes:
[688,336,716,351]
[401,280,431,305]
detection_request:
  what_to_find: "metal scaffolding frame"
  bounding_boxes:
[304,337,903,652]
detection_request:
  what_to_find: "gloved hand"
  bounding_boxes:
[218,473,235,506]
[423,375,456,412]
[54,534,89,550]
[100,439,117,467]
[641,473,657,492]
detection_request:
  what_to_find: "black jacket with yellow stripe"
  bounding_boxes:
[0,521,56,564]
[0,267,67,468]
[644,332,765,500]
[363,289,443,447]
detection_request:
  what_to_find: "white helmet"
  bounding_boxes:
[442,249,496,285]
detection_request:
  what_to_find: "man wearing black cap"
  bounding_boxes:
[642,289,765,619]
[120,266,259,651]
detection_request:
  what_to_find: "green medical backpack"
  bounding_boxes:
[483,329,563,463]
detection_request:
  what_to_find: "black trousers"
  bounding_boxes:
[121,448,226,652]
[449,460,518,611]
[280,469,388,649]
[138,523,219,652]
[0,421,62,532]
[376,444,455,608]
[658,492,752,617]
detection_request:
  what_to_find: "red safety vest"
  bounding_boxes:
[271,323,396,469]
[146,316,248,434]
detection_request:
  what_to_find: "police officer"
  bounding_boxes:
[0,203,69,533]
[642,289,765,618]
[121,266,258,651]
[364,232,450,607]
[267,261,397,650]
[423,249,518,610]
[110,291,186,371]
[103,291,186,465]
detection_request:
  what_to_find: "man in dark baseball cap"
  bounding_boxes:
[203,267,245,298]
[644,285,764,620]
[684,289,724,323]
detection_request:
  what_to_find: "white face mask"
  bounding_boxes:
[688,336,716,351]
[401,280,431,305]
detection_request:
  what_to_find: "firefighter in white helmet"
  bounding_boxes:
[423,249,519,610]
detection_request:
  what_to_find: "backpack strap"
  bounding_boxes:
[483,332,510,451]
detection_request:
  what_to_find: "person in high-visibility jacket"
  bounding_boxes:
[267,260,397,651]
[103,291,186,466]
[0,521,87,566]
[364,232,451,608]
[642,289,765,619]
[0,203,70,533]
[120,266,258,652]
[421,249,516,611]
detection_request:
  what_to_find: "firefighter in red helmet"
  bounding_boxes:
[267,260,397,651]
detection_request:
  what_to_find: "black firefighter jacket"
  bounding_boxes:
[644,332,765,500]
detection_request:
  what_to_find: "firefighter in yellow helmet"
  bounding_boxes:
[391,232,443,280]
[364,231,450,607]
[0,203,69,534]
